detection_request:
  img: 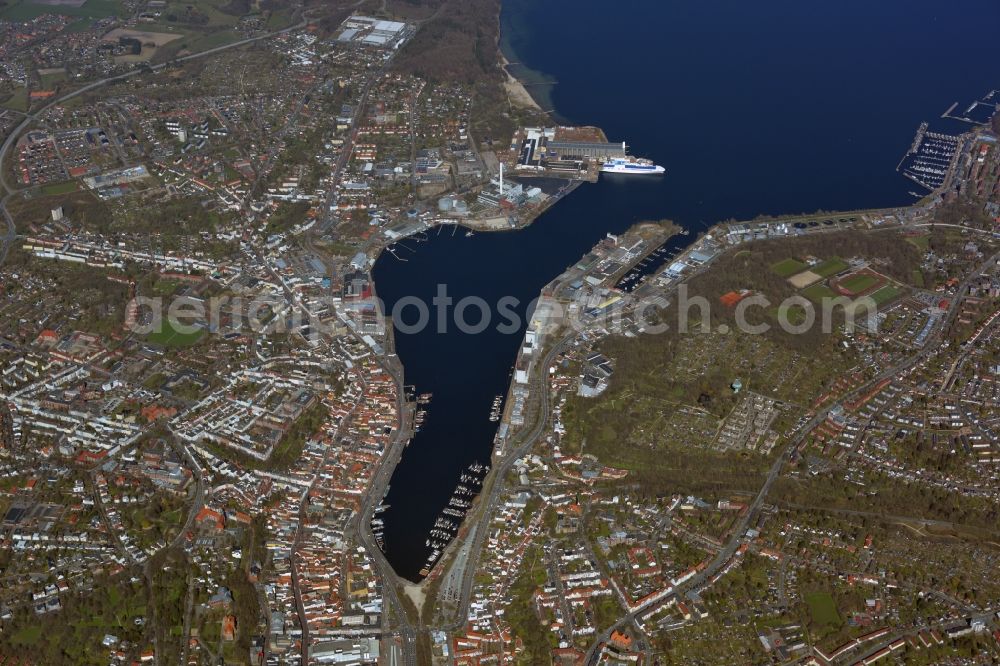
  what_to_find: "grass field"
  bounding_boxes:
[163,0,243,26]
[839,273,878,295]
[0,0,122,21]
[810,257,850,278]
[181,28,241,51]
[39,69,68,88]
[802,283,836,303]
[144,26,241,62]
[905,234,931,251]
[150,278,181,296]
[122,0,254,61]
[7,189,108,233]
[40,181,79,196]
[0,86,29,112]
[140,0,246,33]
[146,318,205,347]
[771,257,808,277]
[870,284,901,305]
[266,6,295,30]
[805,591,841,627]
[772,304,808,325]
[9,625,42,645]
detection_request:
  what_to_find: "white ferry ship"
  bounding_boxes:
[600,156,665,175]
[601,141,667,175]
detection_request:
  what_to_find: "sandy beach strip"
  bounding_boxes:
[500,53,543,112]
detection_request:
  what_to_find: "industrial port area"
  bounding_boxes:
[376,123,659,238]
[508,125,619,181]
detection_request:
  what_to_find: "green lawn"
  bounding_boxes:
[771,257,808,277]
[266,7,295,30]
[163,0,243,27]
[772,304,808,326]
[802,283,836,303]
[0,0,123,21]
[146,318,205,347]
[40,181,79,196]
[10,625,42,645]
[146,27,242,62]
[161,507,184,525]
[39,70,68,88]
[150,278,181,296]
[870,284,901,305]
[810,258,850,278]
[0,86,29,112]
[140,0,245,36]
[182,28,242,51]
[839,273,878,295]
[905,234,930,251]
[805,591,841,627]
[143,373,166,390]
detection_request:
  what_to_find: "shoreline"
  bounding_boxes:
[362,0,973,587]
[371,194,919,588]
[430,195,949,614]
[499,51,544,114]
[363,19,592,583]
[497,8,554,119]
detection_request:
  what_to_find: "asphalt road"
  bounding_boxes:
[0,197,14,268]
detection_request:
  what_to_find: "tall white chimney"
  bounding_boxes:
[499,162,504,195]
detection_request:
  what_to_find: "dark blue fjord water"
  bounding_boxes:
[374,0,1000,581]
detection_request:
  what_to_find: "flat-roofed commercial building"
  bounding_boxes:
[544,141,626,159]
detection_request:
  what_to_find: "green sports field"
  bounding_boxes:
[146,318,205,347]
[838,273,878,295]
[802,283,837,303]
[810,257,849,278]
[869,284,901,305]
[771,257,808,277]
[805,591,841,627]
[40,181,79,196]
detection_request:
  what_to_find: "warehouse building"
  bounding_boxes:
[544,140,626,159]
[336,15,411,48]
